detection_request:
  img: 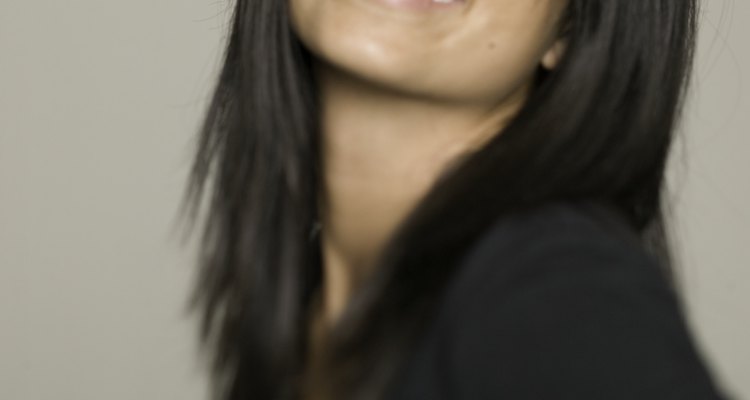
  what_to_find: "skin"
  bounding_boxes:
[289,0,569,359]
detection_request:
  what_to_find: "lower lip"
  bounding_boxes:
[373,0,466,11]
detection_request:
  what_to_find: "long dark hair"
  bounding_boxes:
[180,1,698,399]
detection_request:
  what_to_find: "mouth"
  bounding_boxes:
[372,0,467,11]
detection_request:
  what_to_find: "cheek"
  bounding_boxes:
[412,30,550,103]
[411,7,561,102]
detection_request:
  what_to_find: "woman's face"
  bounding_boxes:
[289,0,568,104]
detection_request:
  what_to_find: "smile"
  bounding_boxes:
[372,0,466,11]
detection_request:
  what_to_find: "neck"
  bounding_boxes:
[314,62,529,329]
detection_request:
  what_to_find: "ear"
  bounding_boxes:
[541,38,567,70]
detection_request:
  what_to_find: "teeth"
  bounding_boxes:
[376,0,465,10]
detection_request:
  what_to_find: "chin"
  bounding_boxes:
[291,0,471,94]
[290,0,557,103]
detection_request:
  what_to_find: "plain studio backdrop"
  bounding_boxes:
[1,1,748,399]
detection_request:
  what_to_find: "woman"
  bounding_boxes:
[182,0,729,399]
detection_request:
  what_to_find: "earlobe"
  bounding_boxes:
[541,39,567,70]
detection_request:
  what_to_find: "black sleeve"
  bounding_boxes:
[443,235,729,400]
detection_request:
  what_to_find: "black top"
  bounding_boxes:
[386,201,730,399]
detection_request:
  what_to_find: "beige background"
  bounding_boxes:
[1,1,747,399]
